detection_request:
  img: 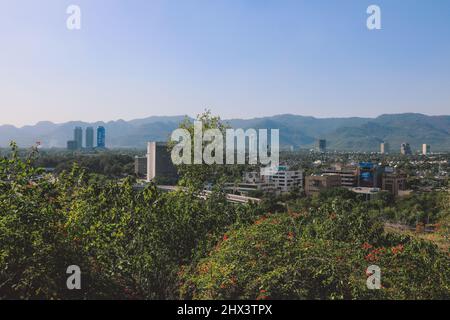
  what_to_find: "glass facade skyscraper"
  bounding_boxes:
[74,127,83,149]
[97,126,106,148]
[317,139,327,153]
[85,127,94,149]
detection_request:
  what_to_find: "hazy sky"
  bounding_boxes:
[1,0,449,127]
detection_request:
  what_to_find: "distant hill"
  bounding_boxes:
[324,114,450,152]
[0,113,449,152]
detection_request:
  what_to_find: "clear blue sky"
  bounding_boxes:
[1,0,449,126]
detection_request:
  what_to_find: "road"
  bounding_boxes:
[156,185,261,204]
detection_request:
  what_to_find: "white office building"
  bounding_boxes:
[226,166,303,195]
[265,165,303,193]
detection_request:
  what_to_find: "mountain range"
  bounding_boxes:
[0,113,449,152]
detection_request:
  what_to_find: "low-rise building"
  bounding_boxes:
[225,171,275,195]
[305,174,341,196]
[267,165,303,193]
[350,187,381,201]
[227,166,302,195]
[322,164,357,187]
[382,171,406,197]
[358,162,383,188]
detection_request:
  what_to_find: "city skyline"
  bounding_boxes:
[67,125,106,149]
[1,0,450,126]
[1,112,448,151]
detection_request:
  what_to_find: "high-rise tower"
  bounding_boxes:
[317,139,327,153]
[86,127,94,149]
[97,126,106,148]
[146,142,177,182]
[400,143,412,155]
[380,142,390,154]
[74,127,83,149]
[422,144,431,155]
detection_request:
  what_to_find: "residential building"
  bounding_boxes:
[305,174,341,196]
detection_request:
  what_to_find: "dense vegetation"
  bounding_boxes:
[1,114,449,300]
[272,187,448,227]
[0,143,260,299]
[180,211,448,299]
[33,151,135,177]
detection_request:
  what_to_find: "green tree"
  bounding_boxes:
[180,199,450,300]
